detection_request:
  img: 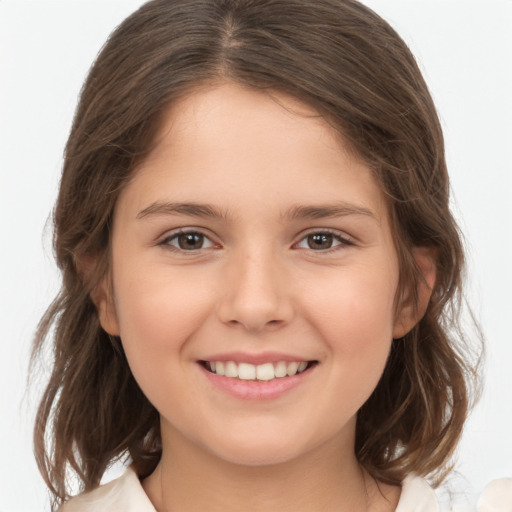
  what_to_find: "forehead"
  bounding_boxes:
[119,81,388,224]
[145,82,351,169]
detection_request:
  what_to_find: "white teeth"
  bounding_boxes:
[297,361,308,373]
[225,361,238,378]
[256,363,275,381]
[206,360,311,381]
[274,361,287,378]
[286,362,299,376]
[216,361,225,376]
[238,362,256,380]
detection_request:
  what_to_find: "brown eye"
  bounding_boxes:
[178,233,204,250]
[307,233,334,250]
[164,231,214,251]
[296,231,352,251]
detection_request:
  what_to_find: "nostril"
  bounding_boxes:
[225,318,284,332]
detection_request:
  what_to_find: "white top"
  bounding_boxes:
[61,468,512,512]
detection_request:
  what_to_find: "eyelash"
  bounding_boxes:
[158,228,354,253]
[294,229,354,253]
[159,229,217,252]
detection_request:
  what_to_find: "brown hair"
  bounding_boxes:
[32,0,481,508]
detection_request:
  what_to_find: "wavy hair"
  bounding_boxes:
[32,0,481,508]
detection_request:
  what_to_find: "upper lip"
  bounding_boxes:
[198,351,315,365]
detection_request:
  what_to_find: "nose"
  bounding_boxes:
[217,249,294,333]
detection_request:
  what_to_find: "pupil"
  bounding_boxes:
[179,233,203,250]
[308,233,333,250]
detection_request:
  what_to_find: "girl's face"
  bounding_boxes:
[99,82,416,467]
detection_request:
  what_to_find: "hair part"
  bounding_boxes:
[32,0,482,508]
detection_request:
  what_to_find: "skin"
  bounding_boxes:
[97,82,434,512]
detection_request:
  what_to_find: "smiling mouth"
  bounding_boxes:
[200,360,317,381]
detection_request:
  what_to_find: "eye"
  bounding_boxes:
[162,231,215,251]
[296,231,352,251]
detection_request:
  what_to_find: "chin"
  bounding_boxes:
[210,444,303,467]
[200,428,320,468]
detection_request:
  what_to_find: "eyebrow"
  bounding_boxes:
[284,202,376,221]
[137,201,229,220]
[137,200,376,222]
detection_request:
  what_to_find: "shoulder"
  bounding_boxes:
[396,474,512,512]
[477,478,512,512]
[60,468,156,512]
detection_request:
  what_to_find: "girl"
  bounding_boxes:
[30,0,507,510]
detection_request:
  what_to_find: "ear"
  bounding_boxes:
[393,246,437,339]
[91,275,120,337]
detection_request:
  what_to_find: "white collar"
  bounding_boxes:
[396,473,440,512]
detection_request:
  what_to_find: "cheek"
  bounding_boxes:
[309,267,396,332]
[112,270,213,381]
[302,264,398,377]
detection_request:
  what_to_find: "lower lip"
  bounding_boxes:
[200,364,313,400]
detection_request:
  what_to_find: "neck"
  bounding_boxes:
[142,423,399,512]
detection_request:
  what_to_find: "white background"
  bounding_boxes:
[1,1,511,510]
